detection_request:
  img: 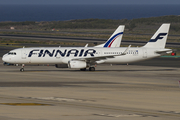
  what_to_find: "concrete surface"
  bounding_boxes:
[0,58,180,120]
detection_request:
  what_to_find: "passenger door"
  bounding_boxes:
[142,48,147,58]
[21,49,26,59]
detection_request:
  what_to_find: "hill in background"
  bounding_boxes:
[0,15,180,44]
[0,15,180,33]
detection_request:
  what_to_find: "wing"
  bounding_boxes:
[72,45,131,63]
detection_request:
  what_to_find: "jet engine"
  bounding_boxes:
[68,60,87,69]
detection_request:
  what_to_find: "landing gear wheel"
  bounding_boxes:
[20,68,24,72]
[80,68,86,71]
[89,67,95,71]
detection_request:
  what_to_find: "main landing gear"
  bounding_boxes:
[89,67,95,71]
[80,68,86,71]
[80,67,95,71]
[20,64,25,72]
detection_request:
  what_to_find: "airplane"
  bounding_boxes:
[2,23,172,72]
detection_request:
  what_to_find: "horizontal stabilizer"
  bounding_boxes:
[155,49,172,55]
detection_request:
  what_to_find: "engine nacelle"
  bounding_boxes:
[68,60,87,69]
[55,64,68,68]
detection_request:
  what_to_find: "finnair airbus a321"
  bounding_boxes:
[2,24,172,71]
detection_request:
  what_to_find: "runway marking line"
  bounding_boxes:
[0,96,180,118]
[0,103,51,106]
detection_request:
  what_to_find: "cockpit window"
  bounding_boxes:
[8,52,16,55]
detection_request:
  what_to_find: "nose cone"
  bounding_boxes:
[2,54,8,62]
[2,56,6,62]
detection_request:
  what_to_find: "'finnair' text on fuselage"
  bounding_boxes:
[28,48,139,58]
[28,49,96,57]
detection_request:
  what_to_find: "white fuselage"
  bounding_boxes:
[2,47,162,65]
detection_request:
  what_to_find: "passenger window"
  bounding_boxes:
[8,52,16,55]
[8,52,12,55]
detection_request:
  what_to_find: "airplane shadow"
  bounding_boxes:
[7,68,177,72]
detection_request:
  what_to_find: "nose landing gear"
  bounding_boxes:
[20,64,25,72]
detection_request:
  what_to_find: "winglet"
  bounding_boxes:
[122,45,131,55]
[85,44,88,47]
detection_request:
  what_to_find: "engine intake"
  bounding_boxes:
[68,60,87,69]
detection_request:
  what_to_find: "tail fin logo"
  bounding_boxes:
[103,32,123,47]
[149,33,167,42]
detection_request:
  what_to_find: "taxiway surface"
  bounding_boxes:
[0,57,180,120]
[0,34,180,47]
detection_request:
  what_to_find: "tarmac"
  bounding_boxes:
[0,57,180,120]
